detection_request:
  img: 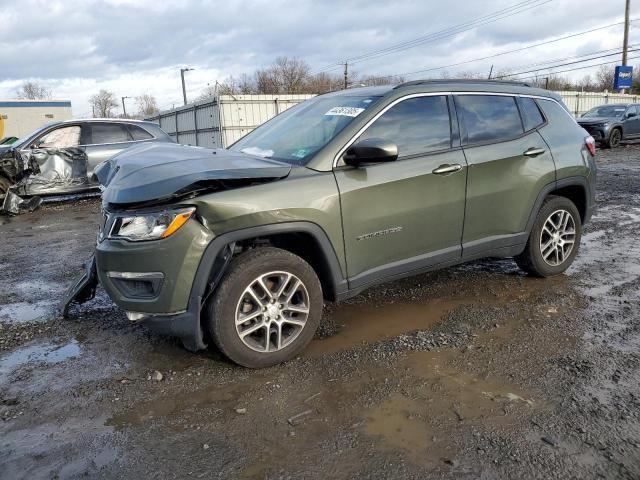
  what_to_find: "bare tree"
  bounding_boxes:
[306,72,341,93]
[595,65,615,91]
[16,81,52,100]
[254,68,280,94]
[237,74,254,94]
[89,89,118,118]
[272,57,310,93]
[135,94,159,118]
[358,74,404,86]
[196,85,218,101]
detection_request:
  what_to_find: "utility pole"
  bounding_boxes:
[623,0,631,66]
[487,64,494,79]
[343,62,348,89]
[121,96,130,118]
[181,67,194,105]
[622,0,631,93]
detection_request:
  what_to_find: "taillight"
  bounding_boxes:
[585,136,596,156]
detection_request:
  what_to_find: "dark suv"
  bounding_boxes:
[577,103,640,148]
[66,80,597,368]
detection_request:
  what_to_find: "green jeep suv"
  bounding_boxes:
[65,80,596,368]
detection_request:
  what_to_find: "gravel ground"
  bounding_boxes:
[0,145,639,479]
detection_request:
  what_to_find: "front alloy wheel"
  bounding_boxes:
[235,271,310,353]
[608,129,622,148]
[207,247,323,368]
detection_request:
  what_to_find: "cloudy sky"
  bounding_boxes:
[0,0,637,116]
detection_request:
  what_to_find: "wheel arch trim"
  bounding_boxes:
[526,176,592,234]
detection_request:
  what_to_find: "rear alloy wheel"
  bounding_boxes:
[539,209,577,267]
[515,195,582,277]
[605,128,622,148]
[206,247,323,368]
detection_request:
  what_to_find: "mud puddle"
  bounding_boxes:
[307,299,466,357]
[0,301,58,323]
[0,340,80,381]
[362,349,539,465]
[106,373,263,427]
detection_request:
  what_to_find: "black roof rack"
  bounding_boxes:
[394,79,532,89]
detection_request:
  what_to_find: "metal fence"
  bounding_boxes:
[146,94,316,148]
[556,91,640,117]
[148,91,640,148]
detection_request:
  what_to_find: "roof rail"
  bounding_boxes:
[393,79,532,89]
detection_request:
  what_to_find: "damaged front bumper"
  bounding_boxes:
[62,213,221,352]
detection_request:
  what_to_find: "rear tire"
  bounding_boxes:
[205,247,323,368]
[515,196,582,277]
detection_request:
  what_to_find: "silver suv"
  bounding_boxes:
[0,119,173,197]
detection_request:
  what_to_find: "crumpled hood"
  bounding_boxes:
[577,117,617,125]
[97,142,292,206]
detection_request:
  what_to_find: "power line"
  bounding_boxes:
[313,0,553,73]
[512,55,640,81]
[497,48,640,78]
[385,20,634,79]
[502,45,637,72]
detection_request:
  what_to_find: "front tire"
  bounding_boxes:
[515,196,582,277]
[206,247,323,368]
[604,128,622,148]
[0,176,10,200]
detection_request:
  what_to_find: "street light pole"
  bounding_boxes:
[181,68,194,105]
[121,96,130,118]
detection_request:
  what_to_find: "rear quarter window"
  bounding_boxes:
[128,125,154,140]
[520,97,545,131]
[457,95,524,144]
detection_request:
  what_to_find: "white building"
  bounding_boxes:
[0,100,73,139]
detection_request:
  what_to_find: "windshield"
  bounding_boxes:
[230,95,381,165]
[582,106,627,118]
[7,122,58,149]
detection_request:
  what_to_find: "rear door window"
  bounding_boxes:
[128,124,154,140]
[456,95,524,144]
[520,97,545,131]
[358,95,451,157]
[89,123,133,144]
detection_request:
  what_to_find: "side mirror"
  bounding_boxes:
[626,111,637,118]
[343,138,398,167]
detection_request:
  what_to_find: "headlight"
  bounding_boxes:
[109,207,195,241]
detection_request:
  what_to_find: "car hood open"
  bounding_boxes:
[97,143,292,206]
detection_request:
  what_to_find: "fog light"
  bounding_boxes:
[107,271,164,299]
[126,311,147,322]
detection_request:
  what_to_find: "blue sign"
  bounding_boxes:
[614,65,633,90]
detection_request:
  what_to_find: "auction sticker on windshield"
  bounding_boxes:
[325,107,365,117]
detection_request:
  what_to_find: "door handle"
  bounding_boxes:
[523,147,546,157]
[432,164,462,175]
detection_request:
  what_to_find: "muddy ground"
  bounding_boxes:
[0,146,639,480]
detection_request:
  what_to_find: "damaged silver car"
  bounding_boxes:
[0,119,173,213]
